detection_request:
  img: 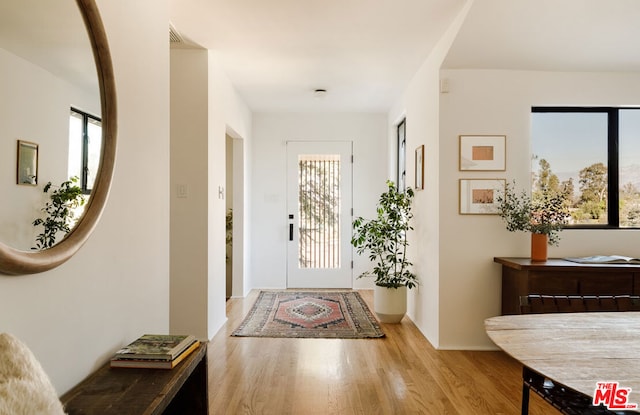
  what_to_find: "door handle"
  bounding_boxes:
[288,214,294,241]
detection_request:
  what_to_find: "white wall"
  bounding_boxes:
[388,0,473,349]
[170,48,209,339]
[207,51,252,333]
[0,0,171,394]
[230,135,246,298]
[439,69,640,349]
[250,113,387,289]
[225,134,233,298]
[170,48,252,339]
[0,48,99,250]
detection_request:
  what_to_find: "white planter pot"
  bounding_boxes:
[373,285,407,323]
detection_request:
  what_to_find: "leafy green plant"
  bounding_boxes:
[495,181,571,246]
[225,208,233,263]
[351,181,417,289]
[32,177,86,250]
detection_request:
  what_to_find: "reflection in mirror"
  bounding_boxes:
[0,0,100,251]
[0,0,116,275]
[69,108,102,193]
[16,140,39,186]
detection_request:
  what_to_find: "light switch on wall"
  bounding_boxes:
[177,184,188,198]
[218,186,225,199]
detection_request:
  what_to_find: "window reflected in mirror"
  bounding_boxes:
[68,108,102,194]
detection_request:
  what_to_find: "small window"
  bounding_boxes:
[68,108,102,194]
[531,107,640,229]
[397,118,406,191]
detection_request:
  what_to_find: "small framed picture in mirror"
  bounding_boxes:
[415,145,424,190]
[16,140,38,186]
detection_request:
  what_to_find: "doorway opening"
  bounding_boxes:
[225,131,245,300]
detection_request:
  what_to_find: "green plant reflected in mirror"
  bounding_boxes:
[32,177,86,250]
[0,0,117,275]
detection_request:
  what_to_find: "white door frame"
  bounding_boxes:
[286,141,353,288]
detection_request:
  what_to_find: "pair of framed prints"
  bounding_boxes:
[458,135,506,215]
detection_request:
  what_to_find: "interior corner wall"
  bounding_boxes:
[206,51,252,335]
[439,69,640,349]
[170,48,209,340]
[170,49,252,341]
[250,113,387,290]
[387,0,473,349]
[225,134,233,299]
[387,60,442,348]
[0,0,171,395]
[231,136,246,298]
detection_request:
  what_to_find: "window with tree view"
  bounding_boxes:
[531,107,640,228]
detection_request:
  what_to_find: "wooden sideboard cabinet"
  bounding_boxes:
[495,257,640,315]
[61,342,208,415]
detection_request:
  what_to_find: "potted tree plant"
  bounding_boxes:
[32,177,86,250]
[351,180,418,323]
[495,181,571,261]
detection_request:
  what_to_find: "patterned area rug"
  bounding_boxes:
[231,291,385,339]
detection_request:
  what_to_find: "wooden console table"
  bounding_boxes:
[495,257,640,315]
[61,342,208,414]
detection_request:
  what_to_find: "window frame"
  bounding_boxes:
[532,106,629,229]
[70,107,101,194]
[397,118,406,191]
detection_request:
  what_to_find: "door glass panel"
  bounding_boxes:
[298,154,341,269]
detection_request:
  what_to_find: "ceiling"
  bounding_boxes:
[170,0,640,114]
[8,1,638,115]
[443,0,640,72]
[169,0,467,113]
[0,0,97,94]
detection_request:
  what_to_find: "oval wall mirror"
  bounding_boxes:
[0,0,117,275]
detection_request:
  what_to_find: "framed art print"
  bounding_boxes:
[16,140,38,186]
[415,145,424,190]
[459,135,506,171]
[459,179,505,215]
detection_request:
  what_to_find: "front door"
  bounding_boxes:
[286,141,353,288]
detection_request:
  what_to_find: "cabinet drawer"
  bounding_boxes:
[579,274,633,295]
[529,273,579,294]
[635,273,640,295]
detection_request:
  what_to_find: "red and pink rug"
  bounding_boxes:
[231,291,384,339]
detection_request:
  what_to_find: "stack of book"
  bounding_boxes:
[110,334,199,369]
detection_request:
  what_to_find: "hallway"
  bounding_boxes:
[206,290,555,414]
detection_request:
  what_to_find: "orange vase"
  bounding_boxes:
[531,233,548,262]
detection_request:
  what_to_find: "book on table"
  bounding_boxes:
[564,255,640,264]
[110,334,198,369]
[113,334,197,361]
[110,339,200,369]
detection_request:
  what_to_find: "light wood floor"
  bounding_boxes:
[207,290,557,414]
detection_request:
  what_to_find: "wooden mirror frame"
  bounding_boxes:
[0,0,117,275]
